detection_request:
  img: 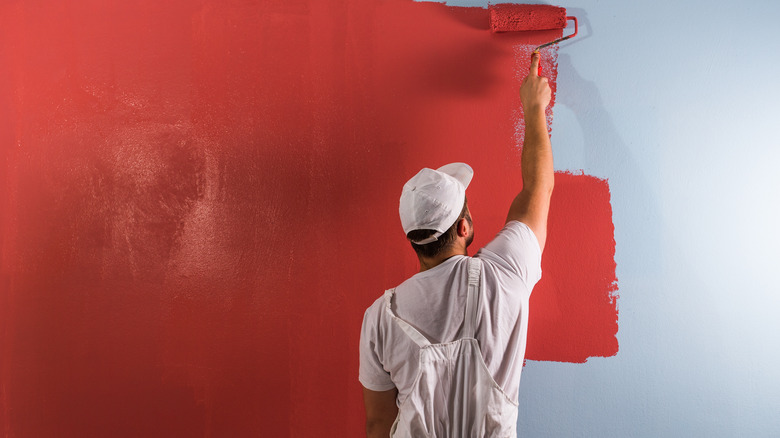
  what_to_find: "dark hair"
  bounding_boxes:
[406,198,470,259]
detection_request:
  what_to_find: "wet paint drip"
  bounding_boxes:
[1,0,617,436]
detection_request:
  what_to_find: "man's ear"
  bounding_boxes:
[456,217,470,237]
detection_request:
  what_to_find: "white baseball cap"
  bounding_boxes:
[399,163,473,245]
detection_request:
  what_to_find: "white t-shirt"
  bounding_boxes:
[359,220,543,403]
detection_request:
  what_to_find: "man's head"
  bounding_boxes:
[399,163,474,259]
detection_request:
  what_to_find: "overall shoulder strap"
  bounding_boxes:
[463,257,482,338]
[384,288,431,348]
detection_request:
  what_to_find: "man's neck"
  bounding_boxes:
[418,246,468,272]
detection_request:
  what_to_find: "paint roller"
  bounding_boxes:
[489,4,578,76]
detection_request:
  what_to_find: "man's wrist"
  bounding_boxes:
[523,107,547,127]
[523,105,546,116]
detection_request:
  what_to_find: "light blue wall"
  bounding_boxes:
[423,1,780,436]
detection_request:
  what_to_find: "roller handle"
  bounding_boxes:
[532,16,578,77]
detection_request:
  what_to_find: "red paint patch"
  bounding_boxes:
[526,172,619,363]
[1,0,617,436]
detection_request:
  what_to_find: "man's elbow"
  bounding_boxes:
[525,180,554,198]
[537,180,554,196]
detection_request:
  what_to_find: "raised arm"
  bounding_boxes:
[506,52,554,251]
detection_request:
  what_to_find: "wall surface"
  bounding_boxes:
[1,0,779,437]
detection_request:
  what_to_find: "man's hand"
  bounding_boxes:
[520,53,552,113]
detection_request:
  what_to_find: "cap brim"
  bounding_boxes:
[437,162,473,189]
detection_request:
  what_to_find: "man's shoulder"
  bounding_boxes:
[475,220,542,286]
[478,220,540,257]
[394,256,469,292]
[363,292,387,321]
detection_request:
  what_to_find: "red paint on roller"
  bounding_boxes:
[1,0,616,436]
[489,4,567,32]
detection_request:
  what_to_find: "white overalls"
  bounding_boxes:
[384,258,519,438]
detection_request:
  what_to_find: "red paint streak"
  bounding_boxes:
[1,0,617,436]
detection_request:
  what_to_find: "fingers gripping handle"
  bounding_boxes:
[534,51,542,76]
[530,52,542,77]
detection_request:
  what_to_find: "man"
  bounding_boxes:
[359,53,553,437]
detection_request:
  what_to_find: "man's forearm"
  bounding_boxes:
[521,107,554,194]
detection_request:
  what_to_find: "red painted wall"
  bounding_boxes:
[1,1,616,436]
